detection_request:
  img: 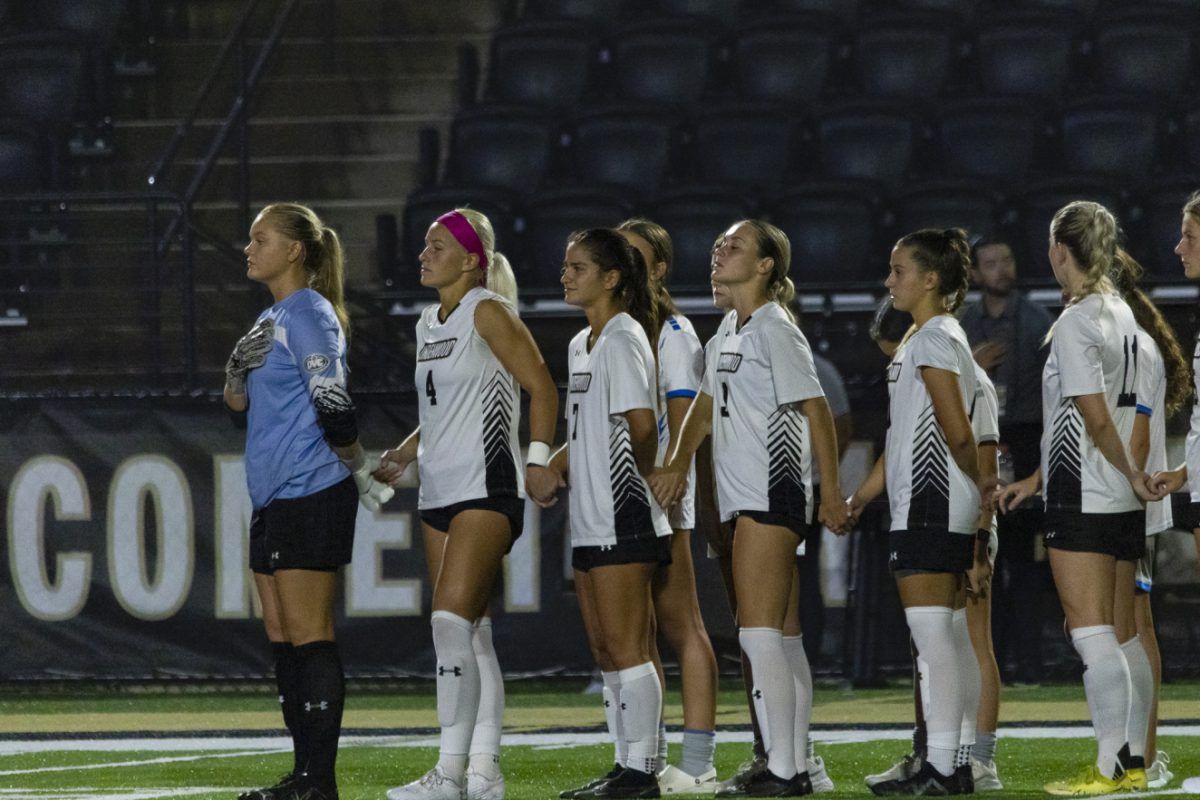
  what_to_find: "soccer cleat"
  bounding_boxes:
[807,757,834,794]
[561,765,625,799]
[969,759,1002,792]
[466,767,506,800]
[1043,765,1124,797]
[715,769,812,797]
[717,756,769,794]
[657,765,718,795]
[1146,752,1174,789]
[277,779,337,800]
[1118,767,1147,792]
[870,761,956,796]
[387,766,466,800]
[239,772,298,800]
[865,754,923,789]
[584,767,661,798]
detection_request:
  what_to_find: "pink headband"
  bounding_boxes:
[436,211,489,276]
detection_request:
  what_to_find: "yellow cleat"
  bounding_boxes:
[1119,767,1148,792]
[1043,765,1124,796]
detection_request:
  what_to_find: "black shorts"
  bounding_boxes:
[419,495,525,549]
[572,535,672,572]
[1173,497,1200,532]
[888,528,974,574]
[1043,509,1145,561]
[250,476,358,575]
[731,509,808,540]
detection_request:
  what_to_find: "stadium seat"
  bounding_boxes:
[933,98,1043,186]
[893,181,1001,241]
[1058,99,1158,179]
[647,186,756,288]
[0,121,43,192]
[1142,183,1200,278]
[1018,177,1123,271]
[609,19,715,106]
[520,188,634,291]
[893,0,982,21]
[444,105,557,195]
[523,0,629,23]
[975,11,1078,101]
[1093,15,1192,100]
[730,15,835,105]
[690,104,803,191]
[401,186,518,281]
[486,21,597,109]
[769,181,882,286]
[853,14,958,99]
[1010,0,1097,15]
[31,0,127,46]
[0,33,87,124]
[815,103,918,192]
[650,0,739,25]
[565,106,678,196]
[762,0,859,22]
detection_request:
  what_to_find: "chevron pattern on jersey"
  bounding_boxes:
[609,417,653,540]
[907,405,951,530]
[767,407,808,523]
[481,371,518,496]
[1046,398,1083,512]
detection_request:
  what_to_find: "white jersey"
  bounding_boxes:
[658,314,703,530]
[414,287,524,509]
[1040,293,1140,515]
[1137,329,1172,535]
[1188,332,1200,502]
[971,363,1000,539]
[567,313,672,548]
[885,315,980,534]
[701,302,826,526]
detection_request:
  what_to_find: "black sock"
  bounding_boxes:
[272,641,307,775]
[294,640,345,786]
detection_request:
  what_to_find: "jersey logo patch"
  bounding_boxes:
[569,372,592,393]
[418,338,458,361]
[887,362,903,382]
[716,353,742,372]
[304,354,330,372]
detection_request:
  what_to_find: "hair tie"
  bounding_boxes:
[436,211,489,276]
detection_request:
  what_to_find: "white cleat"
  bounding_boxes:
[658,765,718,795]
[970,758,1003,792]
[865,753,922,788]
[808,755,834,793]
[466,767,505,800]
[387,766,466,800]
[1146,751,1174,789]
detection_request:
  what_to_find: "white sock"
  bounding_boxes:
[469,618,504,779]
[657,718,668,772]
[905,606,961,778]
[739,627,797,779]
[1072,625,1131,777]
[782,634,813,773]
[1121,635,1153,764]
[432,610,478,783]
[618,662,662,775]
[601,670,627,768]
[952,609,980,753]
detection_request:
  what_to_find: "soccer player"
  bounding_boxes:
[550,228,673,799]
[848,229,982,796]
[377,209,559,800]
[998,202,1158,796]
[617,219,720,794]
[653,220,849,797]
[228,203,392,800]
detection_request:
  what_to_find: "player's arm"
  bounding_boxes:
[800,395,849,533]
[651,392,713,510]
[1075,392,1157,502]
[924,366,979,485]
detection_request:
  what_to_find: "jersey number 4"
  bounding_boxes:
[425,372,437,406]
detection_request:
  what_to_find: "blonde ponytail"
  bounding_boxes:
[260,202,350,336]
[485,250,518,306]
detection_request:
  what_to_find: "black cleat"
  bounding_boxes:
[870,761,957,796]
[583,767,661,798]
[562,764,624,799]
[952,764,974,795]
[238,773,298,800]
[716,769,812,797]
[276,774,338,800]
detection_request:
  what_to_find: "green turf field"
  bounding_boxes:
[2,680,1197,799]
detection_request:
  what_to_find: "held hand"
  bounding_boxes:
[350,460,394,512]
[1131,470,1162,503]
[820,488,850,534]
[525,464,561,507]
[972,340,1008,371]
[1150,468,1186,497]
[648,467,687,510]
[225,318,275,394]
[530,468,566,509]
[966,551,993,598]
[978,474,1000,514]
[845,492,867,525]
[997,475,1037,514]
[376,448,413,488]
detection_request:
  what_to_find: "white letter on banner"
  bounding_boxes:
[213,455,255,619]
[345,507,420,617]
[7,456,93,621]
[107,455,194,620]
[503,501,539,612]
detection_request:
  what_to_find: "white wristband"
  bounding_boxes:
[526,441,551,467]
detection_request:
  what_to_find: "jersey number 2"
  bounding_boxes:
[425,372,437,406]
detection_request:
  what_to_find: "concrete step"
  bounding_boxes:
[183,0,504,39]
